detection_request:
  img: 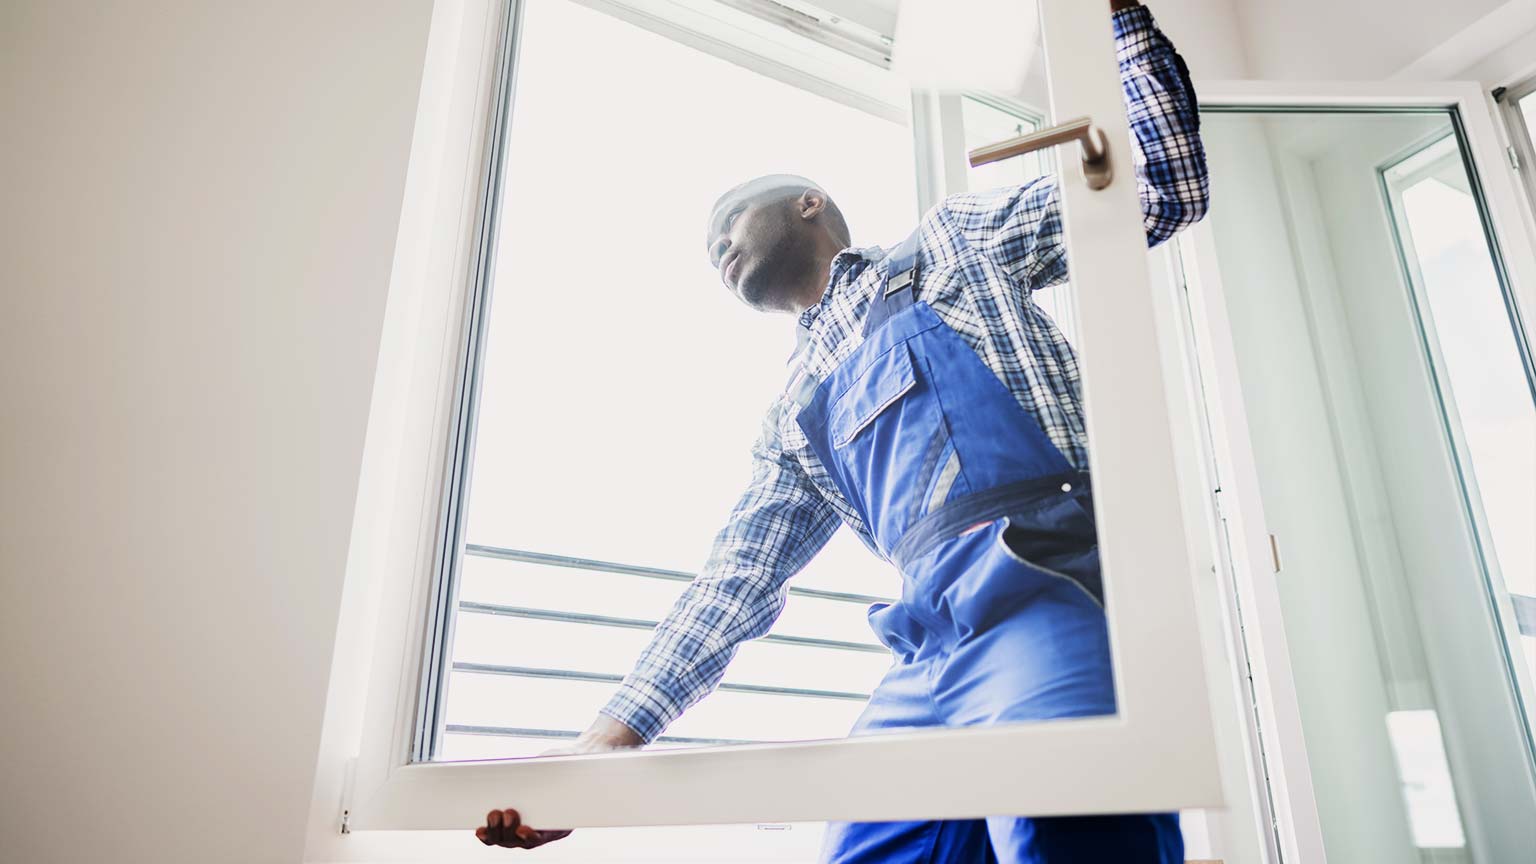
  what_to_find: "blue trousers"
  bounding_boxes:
[816,518,1183,864]
[821,811,1183,863]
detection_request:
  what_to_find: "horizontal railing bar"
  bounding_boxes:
[458,600,888,654]
[442,724,758,747]
[452,661,871,702]
[462,543,894,606]
[1512,592,1536,637]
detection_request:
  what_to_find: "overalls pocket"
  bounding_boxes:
[996,495,1105,608]
[817,340,952,553]
[866,601,922,662]
[830,342,917,448]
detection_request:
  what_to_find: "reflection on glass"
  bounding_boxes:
[1193,109,1536,863]
[962,94,1046,191]
[1383,135,1536,714]
[958,95,1085,345]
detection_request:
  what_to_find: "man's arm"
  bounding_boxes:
[946,2,1209,292]
[595,413,842,744]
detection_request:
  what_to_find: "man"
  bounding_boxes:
[478,1,1207,859]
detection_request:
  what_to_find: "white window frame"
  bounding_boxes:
[1496,74,1536,229]
[313,0,1235,852]
[1174,80,1536,864]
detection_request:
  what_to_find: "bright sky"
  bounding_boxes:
[464,0,917,598]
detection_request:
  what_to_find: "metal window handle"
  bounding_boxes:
[968,116,1113,190]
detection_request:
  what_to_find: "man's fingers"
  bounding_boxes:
[495,809,525,848]
[475,807,567,849]
[484,809,503,845]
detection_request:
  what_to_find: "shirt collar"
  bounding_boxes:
[795,245,887,334]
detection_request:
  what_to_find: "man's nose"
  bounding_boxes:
[709,236,731,268]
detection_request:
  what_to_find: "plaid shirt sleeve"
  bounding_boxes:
[600,406,841,742]
[946,5,1209,292]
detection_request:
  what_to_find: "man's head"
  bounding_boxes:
[706,174,851,314]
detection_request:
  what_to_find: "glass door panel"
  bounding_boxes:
[1188,107,1536,863]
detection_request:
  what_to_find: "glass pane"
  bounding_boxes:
[440,0,1210,842]
[447,0,913,771]
[1383,135,1536,699]
[1191,108,1536,862]
[958,95,1082,344]
[434,0,1215,849]
[962,94,1046,191]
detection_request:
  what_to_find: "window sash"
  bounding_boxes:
[349,0,1232,832]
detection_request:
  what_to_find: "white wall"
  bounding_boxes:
[1150,0,1252,78]
[1229,0,1536,85]
[1394,0,1536,84]
[1231,0,1514,79]
[0,2,433,863]
[801,0,1255,81]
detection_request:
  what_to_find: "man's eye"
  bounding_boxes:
[726,209,742,229]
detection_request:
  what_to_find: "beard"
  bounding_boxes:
[736,222,820,312]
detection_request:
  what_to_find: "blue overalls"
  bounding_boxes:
[794,230,1182,863]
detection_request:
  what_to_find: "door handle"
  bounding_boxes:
[968,116,1113,190]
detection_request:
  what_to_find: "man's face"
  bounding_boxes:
[706,193,815,313]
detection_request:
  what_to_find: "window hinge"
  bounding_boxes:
[338,756,359,835]
[1509,146,1523,172]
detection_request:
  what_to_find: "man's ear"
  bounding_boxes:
[799,189,827,221]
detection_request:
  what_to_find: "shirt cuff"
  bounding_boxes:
[599,678,682,744]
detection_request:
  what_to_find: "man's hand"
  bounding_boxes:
[476,809,571,850]
[474,715,644,850]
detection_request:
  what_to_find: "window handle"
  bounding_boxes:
[968,115,1113,190]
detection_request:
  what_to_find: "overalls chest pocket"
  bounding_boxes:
[821,340,952,554]
[831,342,917,448]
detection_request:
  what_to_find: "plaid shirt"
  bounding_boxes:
[602,5,1208,743]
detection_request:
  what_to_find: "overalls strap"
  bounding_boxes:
[861,227,924,338]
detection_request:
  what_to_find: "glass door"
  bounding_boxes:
[1177,104,1536,863]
